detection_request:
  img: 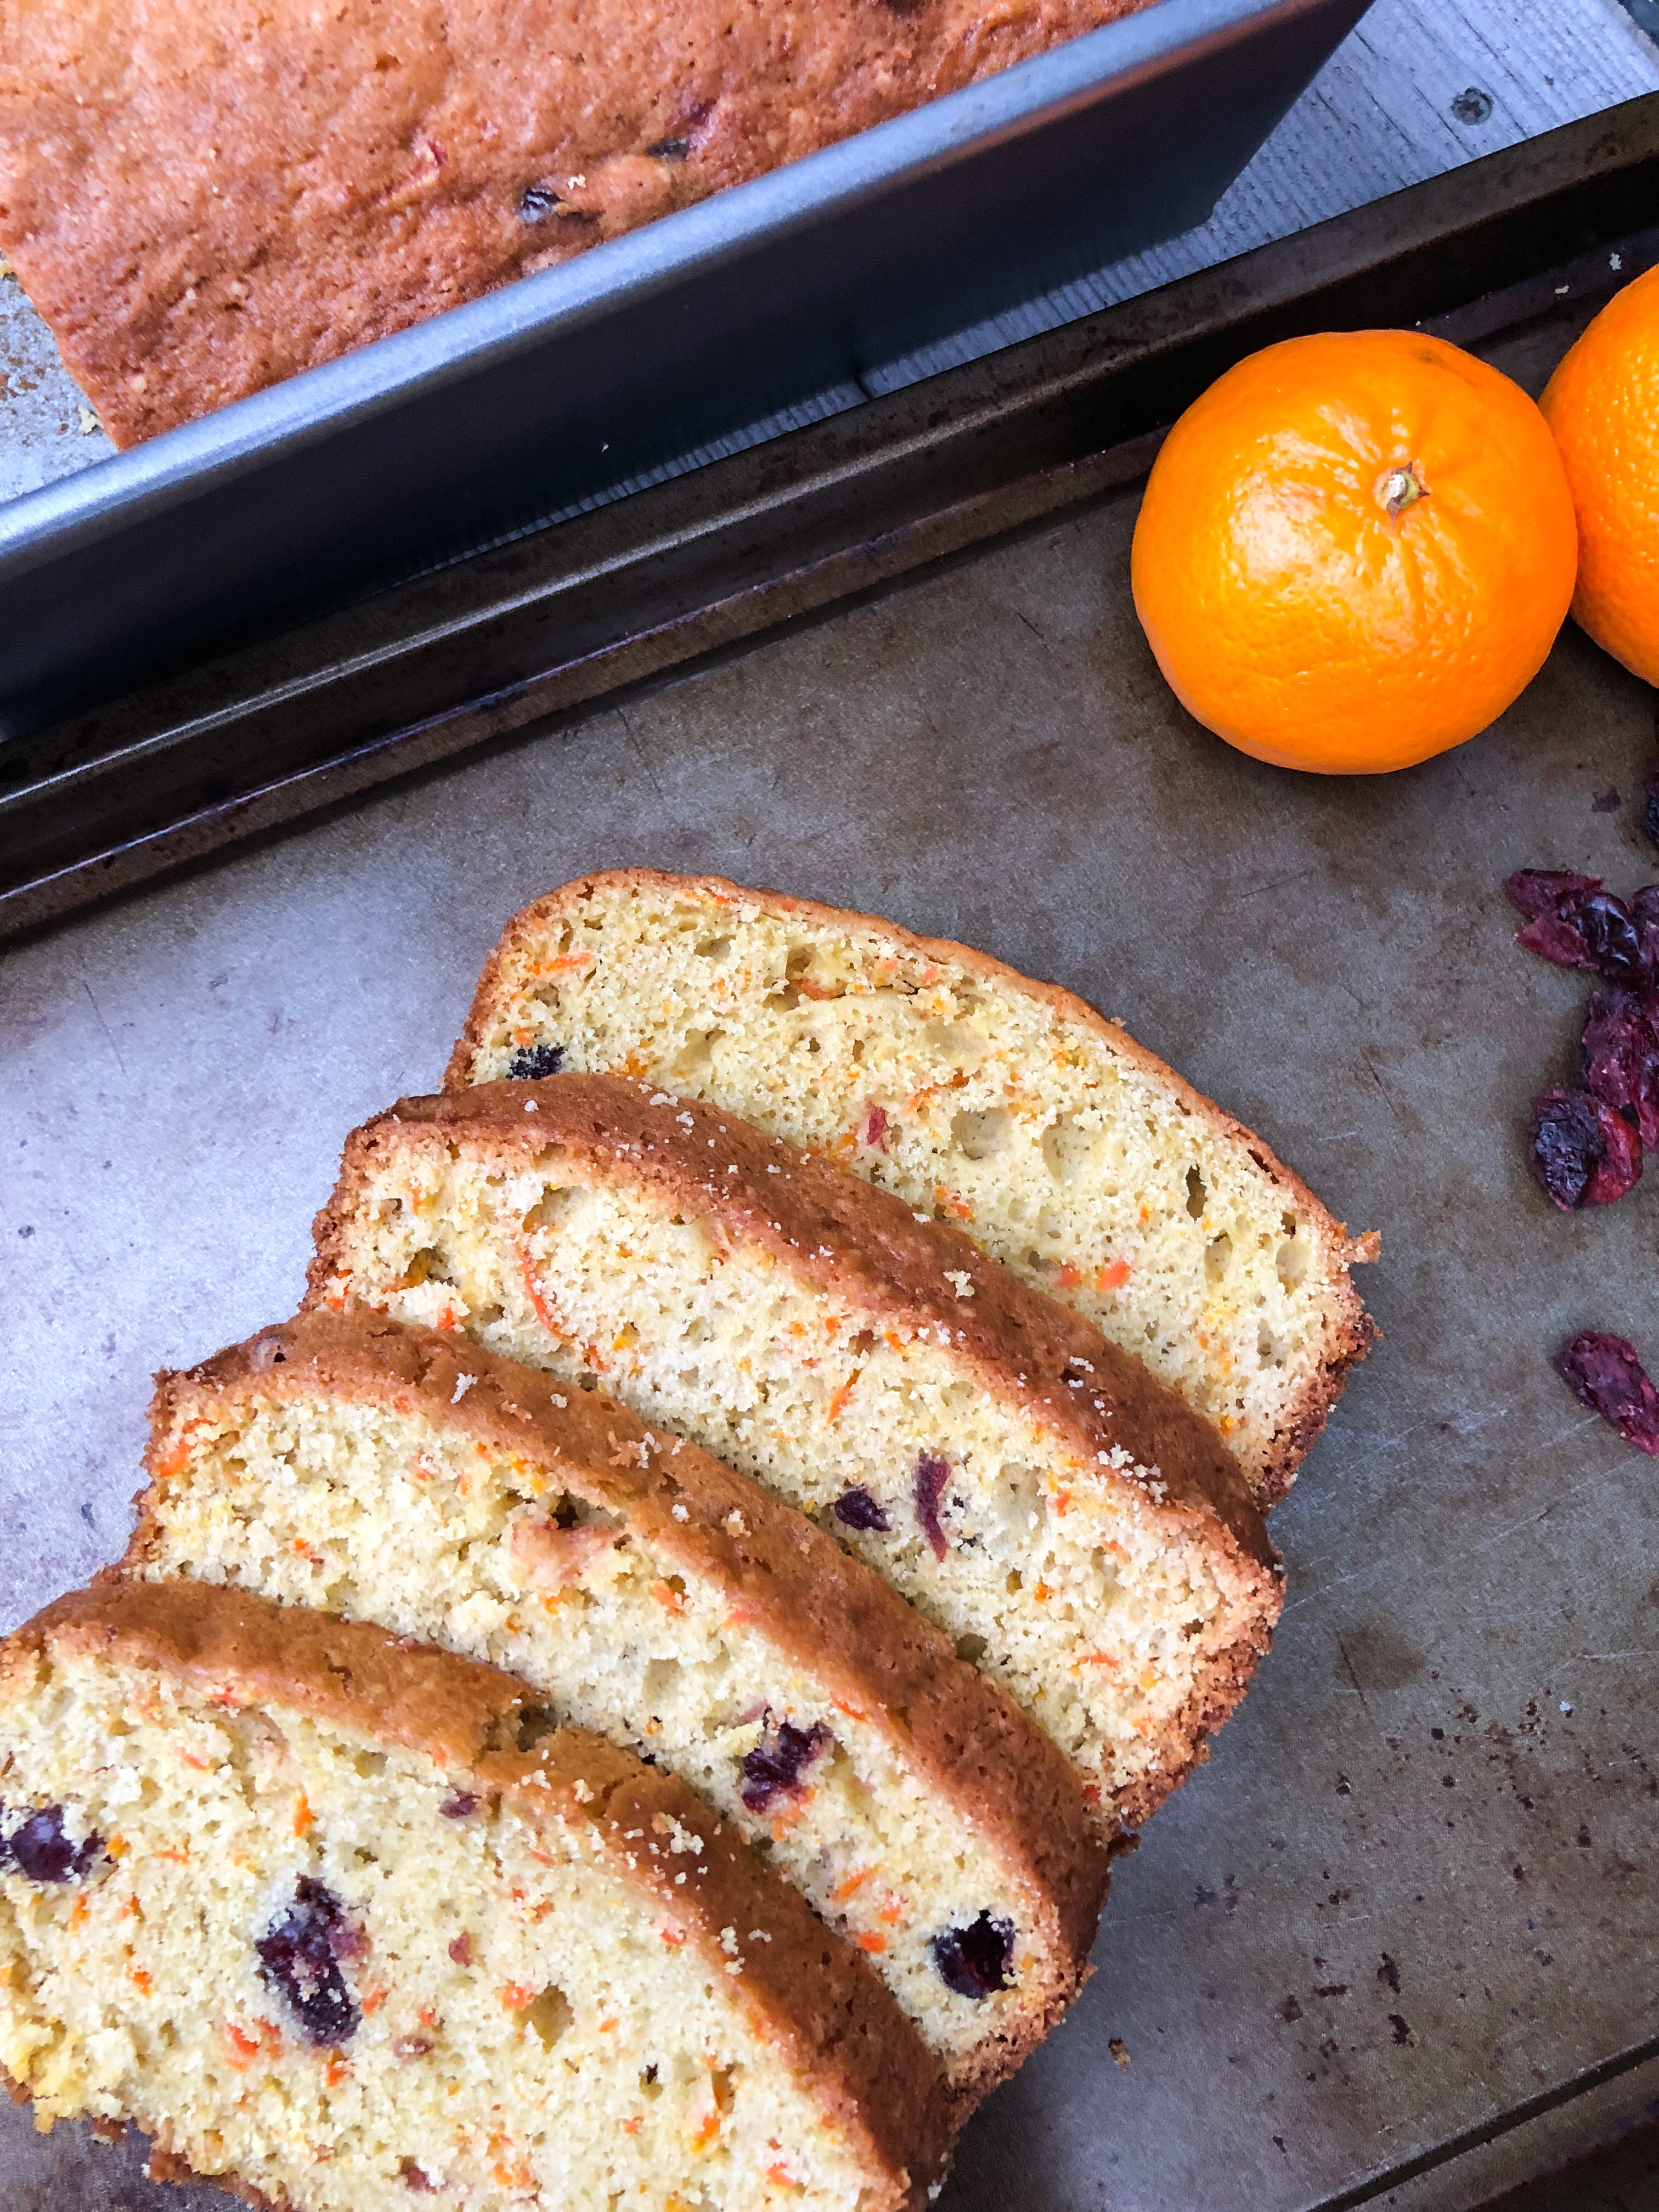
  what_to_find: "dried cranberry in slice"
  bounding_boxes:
[833,1487,890,1533]
[256,1877,363,2045]
[1529,1086,1643,1210]
[913,1455,951,1561]
[930,1912,1015,1999]
[1506,868,1601,920]
[438,1792,479,1820]
[3,1805,102,1883]
[740,1720,830,1813]
[1580,989,1659,1149]
[506,1044,565,1080]
[1555,1331,1659,1455]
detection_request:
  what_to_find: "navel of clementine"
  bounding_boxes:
[1541,262,1659,687]
[1130,329,1578,774]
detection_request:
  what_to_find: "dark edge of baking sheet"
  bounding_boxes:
[1305,2027,1659,2210]
[0,0,1368,731]
[2,89,1656,950]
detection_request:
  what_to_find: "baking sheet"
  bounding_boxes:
[6,245,1659,2210]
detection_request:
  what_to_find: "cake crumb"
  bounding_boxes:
[1109,2038,1130,2068]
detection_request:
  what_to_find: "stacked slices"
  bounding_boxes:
[131,1310,1107,2100]
[1,871,1373,2210]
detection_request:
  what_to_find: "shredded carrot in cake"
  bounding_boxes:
[826,1372,859,1422]
[518,1243,564,1338]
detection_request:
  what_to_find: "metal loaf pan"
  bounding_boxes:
[0,0,1366,734]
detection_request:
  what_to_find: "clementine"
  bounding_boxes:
[1541,262,1659,687]
[1130,329,1578,774]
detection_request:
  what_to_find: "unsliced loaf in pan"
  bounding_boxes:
[307,1074,1283,1832]
[129,1308,1108,2101]
[446,870,1377,1509]
[0,1581,952,2212]
[0,0,1152,447]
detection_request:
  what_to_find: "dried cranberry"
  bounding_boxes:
[1509,864,1656,984]
[506,1043,565,1080]
[740,1720,830,1812]
[0,1804,101,1883]
[438,1792,479,1820]
[930,1912,1015,1999]
[1506,869,1601,921]
[833,1487,890,1533]
[1528,1086,1643,1210]
[1580,989,1659,1149]
[1579,892,1647,982]
[1555,1331,1659,1455]
[646,136,690,160]
[863,1104,889,1153]
[399,2159,440,2193]
[1634,887,1659,975]
[256,1877,363,2045]
[913,1455,951,1561]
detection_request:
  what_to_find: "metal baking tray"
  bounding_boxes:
[5,92,1659,946]
[0,0,1367,735]
[6,88,1659,2212]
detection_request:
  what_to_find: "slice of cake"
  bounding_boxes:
[129,1310,1109,2102]
[307,1074,1283,1832]
[445,871,1378,1509]
[0,1580,953,2211]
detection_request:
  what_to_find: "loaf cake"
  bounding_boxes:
[128,1308,1109,2102]
[307,1073,1283,1831]
[447,871,1378,1509]
[0,0,1149,447]
[0,1579,953,2211]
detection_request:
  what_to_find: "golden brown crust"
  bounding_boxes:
[134,1308,1109,2098]
[146,2142,286,2210]
[0,0,1147,446]
[445,867,1378,1508]
[311,1071,1276,1581]
[3,1581,953,2200]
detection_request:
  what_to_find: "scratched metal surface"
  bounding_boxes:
[4,265,1659,2212]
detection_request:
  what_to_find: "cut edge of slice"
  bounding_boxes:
[443,868,1378,1508]
[0,1579,956,2210]
[130,1307,1110,2103]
